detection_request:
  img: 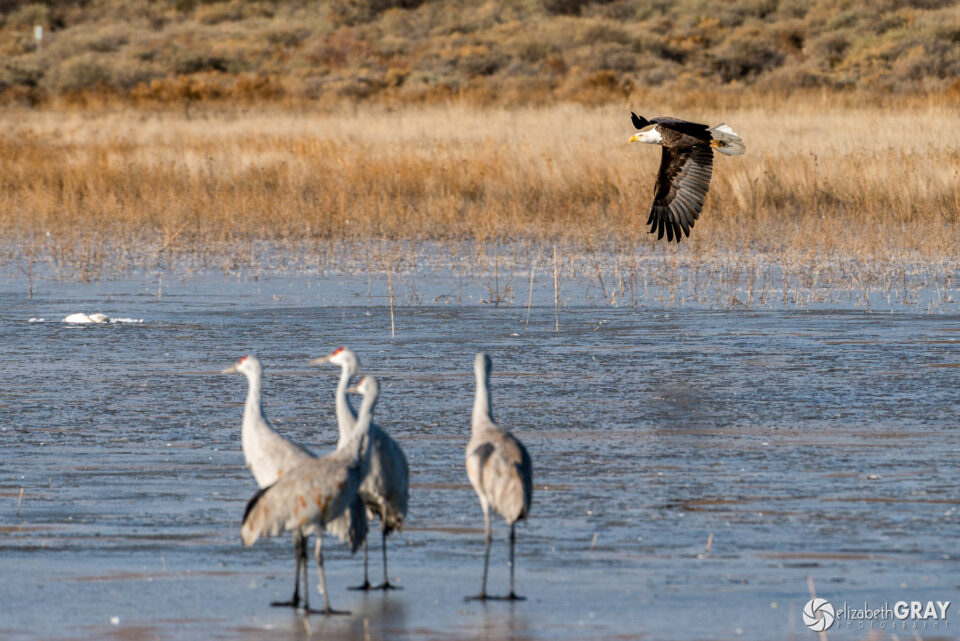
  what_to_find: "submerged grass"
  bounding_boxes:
[1,98,959,309]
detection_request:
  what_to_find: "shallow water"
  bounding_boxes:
[1,271,958,640]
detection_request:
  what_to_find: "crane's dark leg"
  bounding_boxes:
[301,537,310,612]
[315,535,350,615]
[376,529,402,590]
[506,523,525,601]
[348,538,373,591]
[298,535,329,615]
[465,502,491,601]
[271,531,306,608]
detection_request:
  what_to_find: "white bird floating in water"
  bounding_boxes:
[465,352,533,601]
[60,313,143,324]
[242,375,378,616]
[311,346,410,591]
[63,313,109,324]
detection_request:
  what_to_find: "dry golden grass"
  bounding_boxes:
[1,95,959,283]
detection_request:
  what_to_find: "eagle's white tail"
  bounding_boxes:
[709,123,745,156]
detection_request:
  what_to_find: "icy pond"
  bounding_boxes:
[0,266,958,640]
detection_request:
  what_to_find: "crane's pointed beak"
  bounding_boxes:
[309,355,330,365]
[221,364,238,374]
[346,383,360,393]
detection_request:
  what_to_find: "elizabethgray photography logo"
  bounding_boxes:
[802,598,951,633]
[803,598,836,631]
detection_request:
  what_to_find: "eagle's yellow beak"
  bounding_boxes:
[629,133,642,142]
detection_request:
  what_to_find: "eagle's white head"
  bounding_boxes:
[629,127,662,145]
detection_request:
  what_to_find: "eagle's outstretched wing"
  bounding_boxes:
[647,143,714,242]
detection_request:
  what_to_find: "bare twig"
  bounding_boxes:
[807,575,828,641]
[493,253,500,307]
[387,261,396,338]
[525,259,535,330]
[576,219,608,300]
[553,243,560,333]
[157,221,189,255]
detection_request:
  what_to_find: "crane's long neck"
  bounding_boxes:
[352,390,376,471]
[243,369,263,426]
[472,361,493,428]
[334,361,358,450]
[241,367,274,459]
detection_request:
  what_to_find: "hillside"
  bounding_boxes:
[2,0,959,105]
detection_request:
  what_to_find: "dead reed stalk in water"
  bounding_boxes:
[525,259,535,330]
[553,244,560,332]
[387,262,396,338]
[806,575,828,641]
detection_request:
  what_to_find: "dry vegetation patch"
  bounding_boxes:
[2,0,960,106]
[1,100,958,286]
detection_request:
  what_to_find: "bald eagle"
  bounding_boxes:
[629,113,745,242]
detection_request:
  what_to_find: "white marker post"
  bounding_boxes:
[34,25,43,57]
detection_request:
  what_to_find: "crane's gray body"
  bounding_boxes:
[227,355,365,550]
[314,347,409,589]
[241,376,378,614]
[224,354,365,613]
[359,427,409,534]
[465,353,533,600]
[223,354,316,609]
[325,347,409,533]
[466,425,532,527]
[241,444,365,544]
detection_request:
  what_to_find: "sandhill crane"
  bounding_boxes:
[242,375,378,615]
[311,347,410,590]
[465,352,533,601]
[222,354,366,611]
[222,354,313,608]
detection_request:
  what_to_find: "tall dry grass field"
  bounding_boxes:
[1,98,959,279]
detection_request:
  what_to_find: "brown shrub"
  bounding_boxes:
[330,0,424,26]
[513,38,560,64]
[44,54,112,91]
[195,1,245,25]
[711,29,784,81]
[543,0,588,17]
[1,0,959,104]
[308,29,367,69]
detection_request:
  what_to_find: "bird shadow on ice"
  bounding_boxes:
[472,605,532,641]
[228,598,409,641]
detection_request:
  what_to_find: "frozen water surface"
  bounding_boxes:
[0,269,958,641]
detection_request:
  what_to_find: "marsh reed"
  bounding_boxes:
[1,98,958,309]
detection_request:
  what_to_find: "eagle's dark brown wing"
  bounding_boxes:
[647,143,714,242]
[649,117,710,138]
